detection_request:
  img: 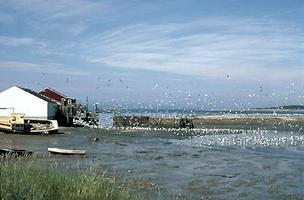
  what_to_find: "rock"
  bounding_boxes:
[115,142,128,146]
[154,156,164,160]
[93,137,99,142]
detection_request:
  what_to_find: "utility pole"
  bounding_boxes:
[86,96,89,112]
[94,102,99,113]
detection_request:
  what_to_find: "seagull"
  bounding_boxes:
[152,84,159,90]
[107,79,112,87]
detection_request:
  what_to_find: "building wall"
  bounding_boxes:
[47,103,58,119]
[0,86,57,119]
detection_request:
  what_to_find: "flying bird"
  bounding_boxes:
[152,84,159,90]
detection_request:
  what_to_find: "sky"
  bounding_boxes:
[0,0,304,110]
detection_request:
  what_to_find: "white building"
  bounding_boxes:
[0,86,58,119]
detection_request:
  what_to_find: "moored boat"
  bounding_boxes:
[0,113,25,133]
[0,148,33,157]
[25,119,58,134]
[48,147,86,155]
[0,113,58,134]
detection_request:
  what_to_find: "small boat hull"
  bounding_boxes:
[0,148,33,157]
[48,148,86,155]
[26,119,59,134]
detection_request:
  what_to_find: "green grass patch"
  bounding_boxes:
[0,157,145,200]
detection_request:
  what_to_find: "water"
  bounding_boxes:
[1,127,304,199]
[99,112,114,128]
[109,108,304,117]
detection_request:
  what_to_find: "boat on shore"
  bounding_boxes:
[0,148,33,157]
[0,113,58,134]
[48,148,86,155]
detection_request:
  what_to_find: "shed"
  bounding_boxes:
[40,87,76,126]
[40,87,76,105]
[0,86,58,120]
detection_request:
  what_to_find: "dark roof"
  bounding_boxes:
[16,86,57,104]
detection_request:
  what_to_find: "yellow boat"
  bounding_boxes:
[0,113,25,133]
[0,113,58,134]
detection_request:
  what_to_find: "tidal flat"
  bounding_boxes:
[1,127,304,199]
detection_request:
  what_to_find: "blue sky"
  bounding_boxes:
[0,0,304,109]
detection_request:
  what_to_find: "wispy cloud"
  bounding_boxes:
[0,61,42,71]
[1,1,304,85]
[77,17,304,83]
[261,6,304,18]
[0,60,92,76]
[1,0,107,38]
[0,36,35,47]
[6,0,105,20]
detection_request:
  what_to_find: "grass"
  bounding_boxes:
[0,156,145,200]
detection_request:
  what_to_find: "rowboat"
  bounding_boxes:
[0,148,33,157]
[48,148,86,155]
